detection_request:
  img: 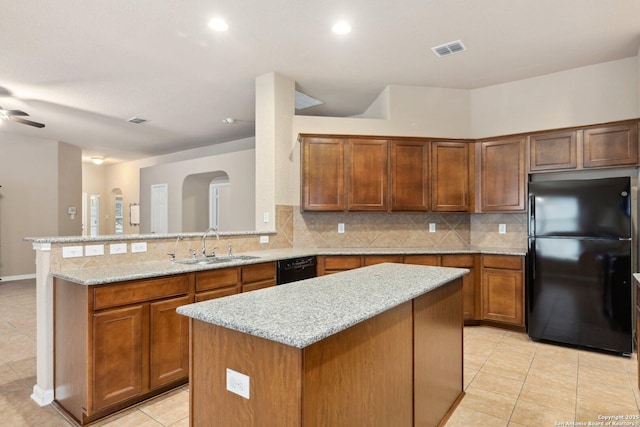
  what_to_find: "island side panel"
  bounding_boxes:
[189,319,302,427]
[53,278,89,423]
[302,301,413,427]
[413,278,464,426]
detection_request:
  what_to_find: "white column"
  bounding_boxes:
[30,242,54,406]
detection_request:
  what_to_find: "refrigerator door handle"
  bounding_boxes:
[528,194,535,236]
[529,239,536,280]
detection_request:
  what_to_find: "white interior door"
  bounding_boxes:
[89,195,100,236]
[151,183,168,234]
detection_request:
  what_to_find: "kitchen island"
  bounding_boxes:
[177,262,467,426]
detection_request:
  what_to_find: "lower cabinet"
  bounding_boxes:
[481,255,525,327]
[55,274,194,425]
[241,262,276,292]
[319,253,525,328]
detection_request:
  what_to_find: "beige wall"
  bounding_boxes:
[470,57,638,138]
[0,135,82,278]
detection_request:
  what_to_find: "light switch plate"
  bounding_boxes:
[131,242,147,253]
[263,212,269,223]
[110,243,127,255]
[429,223,436,233]
[62,246,83,258]
[338,223,345,233]
[498,224,507,234]
[85,244,104,256]
[226,368,250,399]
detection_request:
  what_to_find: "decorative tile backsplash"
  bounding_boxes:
[293,208,527,249]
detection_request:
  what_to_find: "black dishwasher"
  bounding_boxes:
[276,256,317,285]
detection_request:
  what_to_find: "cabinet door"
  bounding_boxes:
[442,255,478,321]
[529,131,577,172]
[481,256,524,326]
[390,140,429,211]
[150,296,191,389]
[302,137,345,211]
[93,304,148,411]
[431,142,470,212]
[583,122,639,168]
[479,138,526,212]
[347,138,389,211]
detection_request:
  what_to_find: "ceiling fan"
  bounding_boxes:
[0,106,45,128]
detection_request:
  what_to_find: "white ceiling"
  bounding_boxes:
[1,0,639,164]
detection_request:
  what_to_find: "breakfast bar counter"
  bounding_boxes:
[177,262,468,426]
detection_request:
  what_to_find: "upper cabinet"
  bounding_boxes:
[347,138,389,211]
[478,137,526,212]
[301,136,345,211]
[300,135,472,213]
[583,122,638,168]
[431,141,473,212]
[529,121,639,173]
[529,130,578,171]
[390,140,430,211]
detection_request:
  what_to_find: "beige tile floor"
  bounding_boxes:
[1,278,639,426]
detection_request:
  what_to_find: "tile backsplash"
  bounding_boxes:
[293,208,527,249]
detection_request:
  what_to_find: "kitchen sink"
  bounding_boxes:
[174,255,260,265]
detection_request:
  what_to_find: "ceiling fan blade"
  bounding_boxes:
[0,107,29,116]
[9,116,45,128]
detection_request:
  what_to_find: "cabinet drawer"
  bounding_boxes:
[242,280,276,293]
[442,254,475,267]
[404,255,441,266]
[196,268,239,292]
[94,275,190,310]
[241,262,276,284]
[324,256,362,270]
[482,255,523,270]
[363,255,404,266]
[196,285,240,302]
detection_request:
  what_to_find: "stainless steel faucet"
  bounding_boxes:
[201,227,220,257]
[168,236,183,262]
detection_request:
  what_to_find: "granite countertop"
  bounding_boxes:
[50,246,526,285]
[176,263,468,349]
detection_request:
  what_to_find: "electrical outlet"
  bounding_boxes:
[131,242,147,253]
[62,246,83,258]
[263,212,269,223]
[338,223,345,233]
[499,224,507,234]
[109,243,127,254]
[226,368,250,399]
[85,244,104,256]
[260,235,269,243]
[429,223,436,233]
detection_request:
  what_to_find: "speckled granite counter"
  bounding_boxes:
[51,246,524,285]
[177,262,467,348]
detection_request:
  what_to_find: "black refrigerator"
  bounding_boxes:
[527,177,633,355]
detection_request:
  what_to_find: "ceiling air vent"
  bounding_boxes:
[127,117,149,124]
[431,40,467,58]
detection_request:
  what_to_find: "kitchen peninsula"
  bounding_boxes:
[177,263,468,426]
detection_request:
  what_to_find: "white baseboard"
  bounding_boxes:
[0,273,37,282]
[31,385,54,406]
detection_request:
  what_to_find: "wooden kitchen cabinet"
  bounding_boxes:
[317,255,363,275]
[347,138,389,211]
[301,136,345,211]
[478,137,526,212]
[92,304,147,410]
[583,121,639,168]
[431,141,473,212]
[54,274,193,424]
[195,267,240,302]
[529,130,578,171]
[405,254,480,322]
[241,262,277,292]
[363,255,404,266]
[481,255,525,327]
[390,139,430,211]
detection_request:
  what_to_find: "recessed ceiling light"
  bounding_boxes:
[208,17,229,32]
[91,156,106,165]
[222,117,235,124]
[332,21,352,35]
